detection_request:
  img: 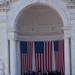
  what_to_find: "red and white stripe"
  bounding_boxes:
[45,41,52,71]
[48,41,52,71]
[21,40,65,75]
[35,41,52,72]
[59,40,65,75]
[21,42,33,75]
[54,40,65,74]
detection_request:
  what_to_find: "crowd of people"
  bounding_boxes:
[23,69,62,75]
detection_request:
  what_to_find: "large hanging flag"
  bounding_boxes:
[54,40,64,75]
[54,40,59,71]
[20,41,33,75]
[59,40,65,75]
[35,42,44,72]
[35,41,52,72]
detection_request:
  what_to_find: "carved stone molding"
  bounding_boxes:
[62,27,71,30]
[0,0,19,11]
[63,0,75,8]
[0,0,19,5]
[16,4,63,36]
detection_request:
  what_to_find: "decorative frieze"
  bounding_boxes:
[63,0,75,8]
[0,0,19,6]
[0,0,19,11]
[0,8,9,12]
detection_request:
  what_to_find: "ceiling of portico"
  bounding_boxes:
[16,4,63,36]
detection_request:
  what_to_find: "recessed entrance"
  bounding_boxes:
[20,40,64,75]
[15,3,64,75]
[15,3,63,37]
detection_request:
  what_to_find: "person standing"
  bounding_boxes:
[37,69,42,75]
[24,71,28,75]
[31,71,36,75]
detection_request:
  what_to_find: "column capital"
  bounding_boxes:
[16,40,20,42]
[64,36,71,39]
[62,27,71,30]
[9,38,16,41]
[8,31,19,41]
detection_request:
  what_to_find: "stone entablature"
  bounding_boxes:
[0,0,75,9]
[0,0,75,12]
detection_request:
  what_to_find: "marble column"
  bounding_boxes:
[71,36,75,75]
[10,39,17,75]
[16,40,21,75]
[52,41,56,70]
[64,38,70,75]
[32,42,36,71]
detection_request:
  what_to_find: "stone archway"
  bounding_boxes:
[15,3,63,38]
[9,2,71,75]
[15,3,64,75]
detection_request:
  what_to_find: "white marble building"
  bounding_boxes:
[0,0,75,75]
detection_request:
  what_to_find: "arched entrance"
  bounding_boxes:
[15,3,64,75]
[15,3,63,37]
[9,2,71,75]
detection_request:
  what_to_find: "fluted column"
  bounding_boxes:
[64,38,70,75]
[10,39,17,75]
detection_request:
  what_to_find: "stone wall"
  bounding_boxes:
[0,0,75,75]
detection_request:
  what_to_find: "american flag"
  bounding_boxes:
[34,42,44,72]
[35,41,52,72]
[20,40,65,75]
[20,41,33,75]
[54,40,65,75]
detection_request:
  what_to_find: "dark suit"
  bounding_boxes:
[37,70,42,75]
[24,72,28,75]
[49,71,54,75]
[31,71,36,75]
